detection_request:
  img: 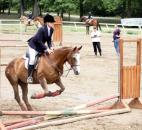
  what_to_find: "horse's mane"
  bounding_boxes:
[34,16,44,25]
[49,47,72,57]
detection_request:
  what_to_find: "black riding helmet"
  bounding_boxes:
[44,14,55,23]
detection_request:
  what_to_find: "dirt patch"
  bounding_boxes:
[0,32,142,130]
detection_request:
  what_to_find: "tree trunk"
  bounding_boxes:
[32,0,40,17]
[8,0,12,15]
[68,11,70,21]
[2,1,5,14]
[60,9,64,19]
[126,0,132,17]
[20,0,25,16]
[0,5,1,14]
[79,0,84,18]
[121,0,126,18]
[57,12,59,16]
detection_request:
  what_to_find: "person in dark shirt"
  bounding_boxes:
[27,14,55,83]
[113,25,121,55]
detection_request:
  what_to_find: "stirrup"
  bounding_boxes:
[27,77,33,84]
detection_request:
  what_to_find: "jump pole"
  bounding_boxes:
[0,95,118,116]
[0,121,6,130]
[13,101,130,130]
[5,116,44,130]
[1,109,106,116]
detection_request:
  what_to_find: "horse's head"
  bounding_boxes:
[67,46,82,75]
[20,15,27,20]
[81,16,87,22]
[33,17,44,27]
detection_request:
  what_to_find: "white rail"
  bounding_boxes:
[0,20,141,36]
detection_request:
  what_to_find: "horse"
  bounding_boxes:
[20,15,36,32]
[33,16,44,28]
[81,16,101,34]
[5,46,82,111]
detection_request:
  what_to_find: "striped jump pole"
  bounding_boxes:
[0,109,106,116]
[0,95,118,116]
[0,121,6,130]
[13,101,131,130]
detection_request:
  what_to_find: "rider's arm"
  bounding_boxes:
[33,27,47,51]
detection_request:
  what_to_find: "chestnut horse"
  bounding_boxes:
[33,16,44,28]
[81,16,101,34]
[5,46,82,111]
[20,15,37,32]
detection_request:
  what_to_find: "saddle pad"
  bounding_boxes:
[22,55,29,69]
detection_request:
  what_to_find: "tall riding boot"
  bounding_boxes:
[27,65,34,83]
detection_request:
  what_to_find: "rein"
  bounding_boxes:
[44,51,80,77]
[64,63,80,77]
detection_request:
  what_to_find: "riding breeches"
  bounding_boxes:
[28,46,38,65]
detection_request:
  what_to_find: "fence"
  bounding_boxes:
[0,20,142,39]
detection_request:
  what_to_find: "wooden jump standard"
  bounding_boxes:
[114,38,142,109]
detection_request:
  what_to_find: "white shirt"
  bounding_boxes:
[91,30,101,42]
[47,25,51,36]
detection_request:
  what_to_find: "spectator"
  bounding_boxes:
[113,25,121,55]
[91,26,102,56]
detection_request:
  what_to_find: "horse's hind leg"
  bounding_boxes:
[12,83,27,111]
[19,81,33,111]
[5,65,27,110]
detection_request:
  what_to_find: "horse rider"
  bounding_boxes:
[27,14,55,83]
[87,11,93,23]
[28,11,33,25]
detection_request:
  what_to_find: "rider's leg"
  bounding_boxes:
[27,46,38,83]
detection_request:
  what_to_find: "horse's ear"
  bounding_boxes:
[78,46,82,51]
[73,46,77,51]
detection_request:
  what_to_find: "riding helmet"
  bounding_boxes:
[44,14,55,23]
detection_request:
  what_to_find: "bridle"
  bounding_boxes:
[64,53,80,77]
[64,63,80,77]
[44,51,80,77]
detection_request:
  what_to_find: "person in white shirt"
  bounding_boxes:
[91,26,102,56]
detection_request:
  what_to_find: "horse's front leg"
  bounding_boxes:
[31,78,50,99]
[39,78,49,93]
[55,78,65,94]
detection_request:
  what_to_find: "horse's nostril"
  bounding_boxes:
[75,71,80,75]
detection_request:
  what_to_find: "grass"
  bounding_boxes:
[0,22,141,36]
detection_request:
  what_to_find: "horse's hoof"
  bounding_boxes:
[31,92,46,99]
[46,90,62,97]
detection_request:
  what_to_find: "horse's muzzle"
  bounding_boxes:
[74,71,80,75]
